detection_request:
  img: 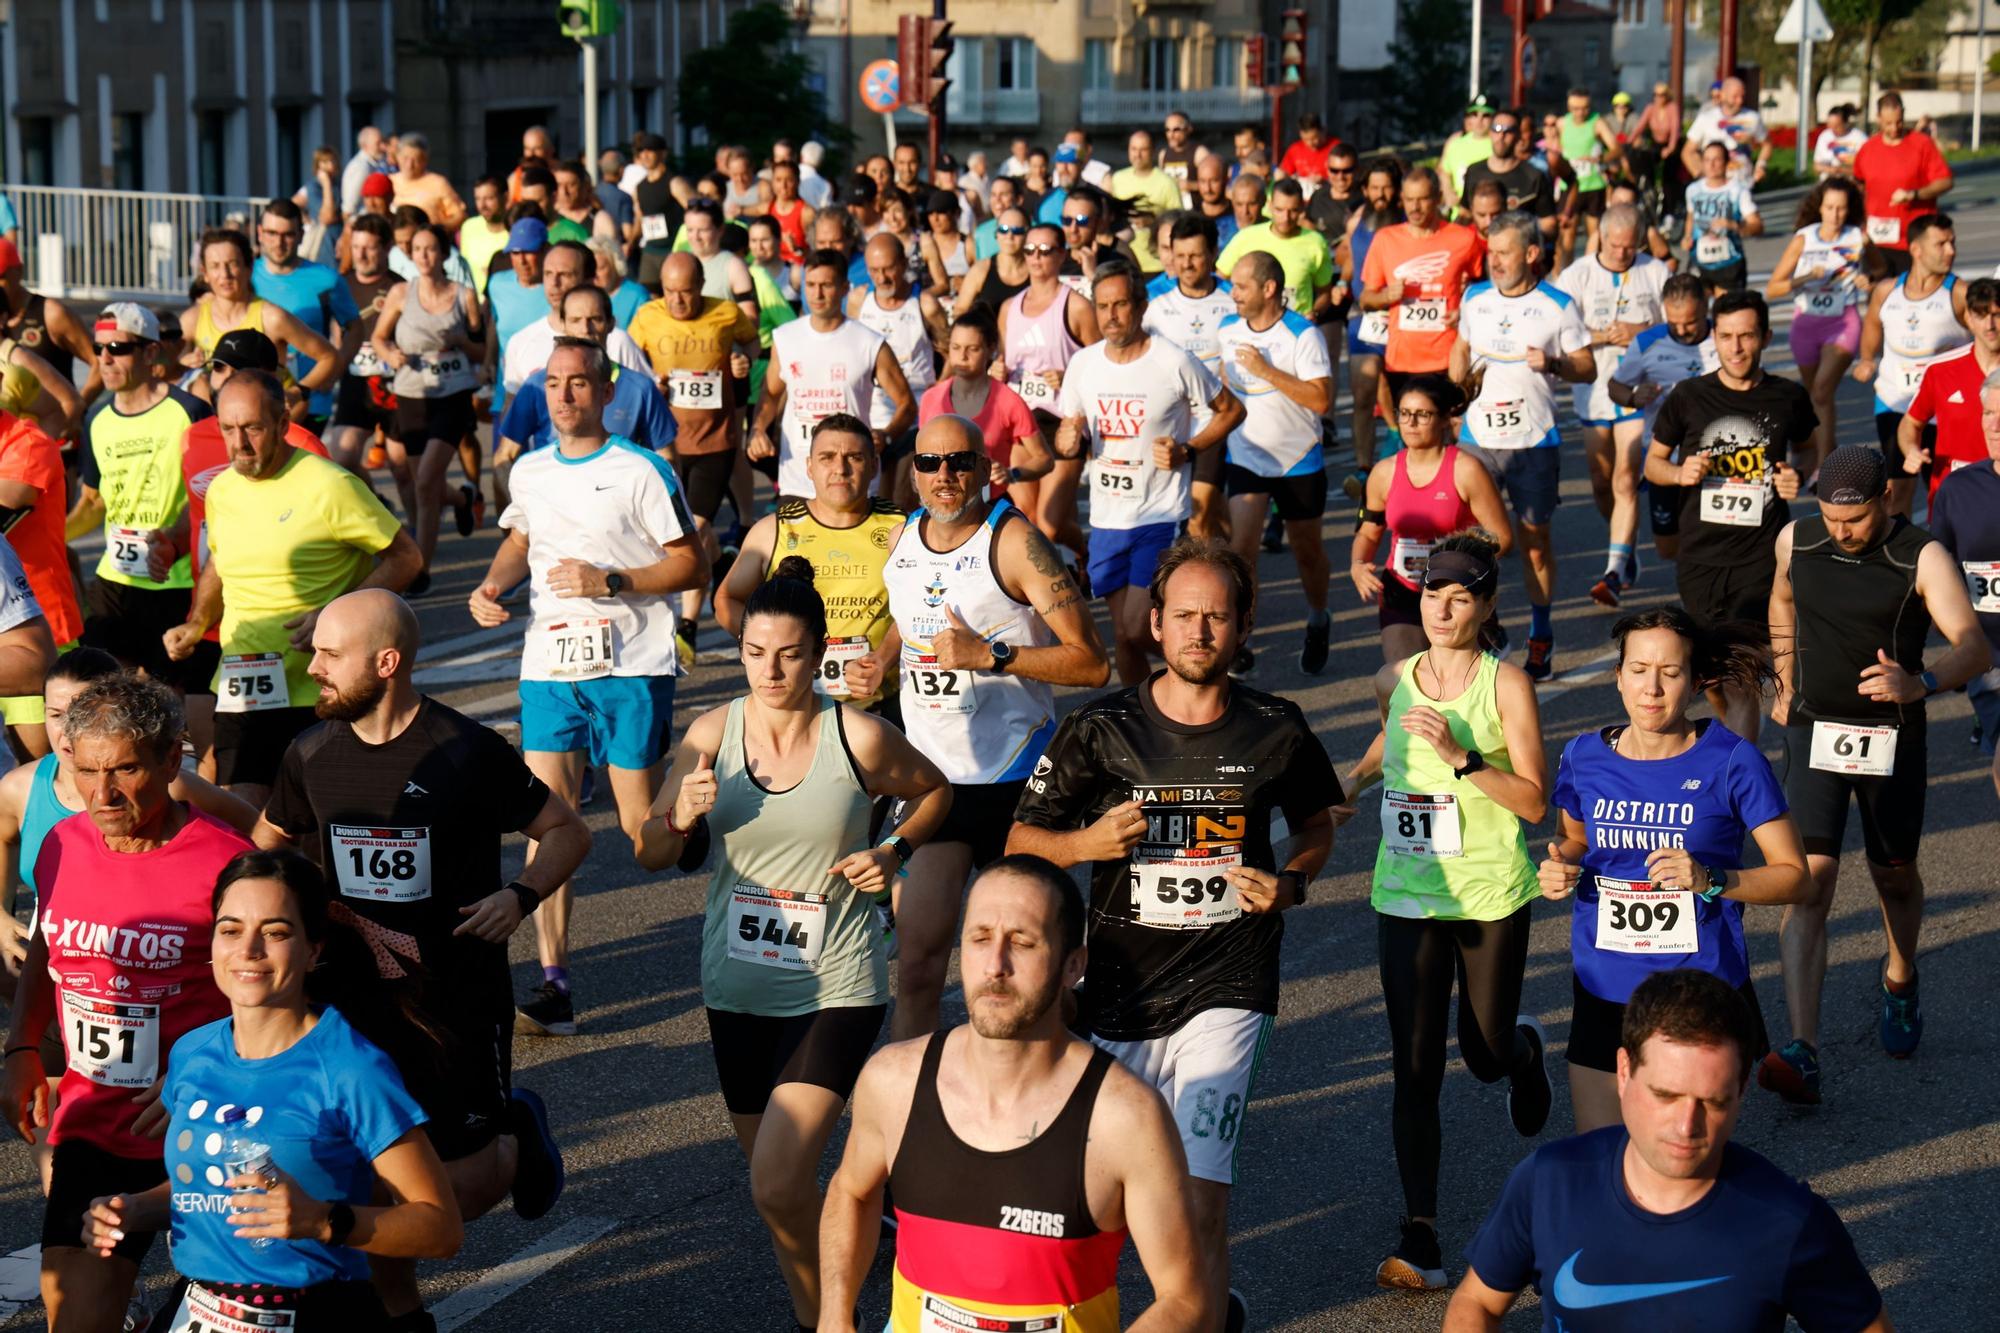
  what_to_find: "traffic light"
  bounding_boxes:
[898,14,932,108]
[1279,9,1307,86]
[1245,34,1267,89]
[928,18,955,109]
[559,0,622,38]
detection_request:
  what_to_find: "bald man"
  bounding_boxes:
[849,232,948,496]
[254,587,593,1324]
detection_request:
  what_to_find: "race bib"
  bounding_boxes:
[1809,720,1897,776]
[1699,476,1766,527]
[1593,877,1699,955]
[1401,298,1447,332]
[918,1294,1063,1333]
[1358,309,1390,344]
[106,525,152,580]
[1801,289,1845,317]
[1389,536,1433,583]
[1381,790,1463,858]
[348,341,386,378]
[1896,361,1929,395]
[815,634,871,697]
[418,351,467,388]
[905,657,976,714]
[1695,232,1735,267]
[1131,847,1244,930]
[640,213,670,243]
[165,1280,296,1333]
[60,991,159,1089]
[330,825,432,903]
[1091,438,1147,519]
[726,883,828,970]
[1866,214,1901,245]
[1476,399,1532,449]
[668,369,724,410]
[1016,374,1057,409]
[1964,560,2000,614]
[542,618,614,680]
[216,653,288,713]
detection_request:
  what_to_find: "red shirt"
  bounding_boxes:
[0,410,81,644]
[1852,132,1950,251]
[919,377,1040,497]
[181,419,329,641]
[1278,137,1340,183]
[1908,343,1994,499]
[35,808,253,1158]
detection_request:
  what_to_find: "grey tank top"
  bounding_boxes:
[391,281,479,399]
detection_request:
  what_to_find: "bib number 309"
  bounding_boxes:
[1594,878,1698,955]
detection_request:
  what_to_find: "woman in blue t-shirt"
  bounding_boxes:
[81,849,462,1327]
[1539,606,1810,1132]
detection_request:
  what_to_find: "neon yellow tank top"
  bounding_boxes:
[0,340,42,418]
[769,496,904,707]
[193,298,269,361]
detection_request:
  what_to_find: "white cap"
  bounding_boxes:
[95,302,160,343]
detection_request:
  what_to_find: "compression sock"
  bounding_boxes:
[1604,543,1633,579]
[1529,603,1553,642]
[543,966,570,995]
[1308,607,1330,629]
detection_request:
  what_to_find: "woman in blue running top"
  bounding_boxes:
[1538,606,1810,1131]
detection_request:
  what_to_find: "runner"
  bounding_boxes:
[1343,159,1404,494]
[1536,606,1808,1132]
[0,240,95,395]
[483,219,550,422]
[997,223,1101,552]
[636,562,950,1332]
[252,198,359,435]
[1110,130,1186,275]
[1448,970,1892,1331]
[1461,110,1560,246]
[1437,101,1496,214]
[1056,259,1242,684]
[1852,90,1952,278]
[1217,178,1336,318]
[1607,273,1720,564]
[819,856,1212,1333]
[458,176,511,298]
[1682,142,1761,295]
[1008,537,1340,1329]
[881,413,1110,1040]
[1766,178,1870,480]
[750,250,914,500]
[1681,76,1771,185]
[1334,532,1552,1291]
[1855,212,1967,515]
[1144,214,1239,541]
[324,214,411,505]
[917,310,1051,520]
[1359,167,1484,408]
[496,239,651,425]
[1450,212,1594,679]
[497,285,674,457]
[0,330,82,442]
[469,338,706,1037]
[1557,88,1625,263]
[255,589,585,1323]
[1,673,253,1333]
[1813,103,1868,178]
[182,228,341,407]
[1644,291,1815,740]
[1553,204,1669,608]
[956,205,1031,318]
[630,132,687,292]
[1762,445,1990,1104]
[1929,372,2000,763]
[0,402,78,756]
[1217,251,1337,674]
[1901,277,2000,500]
[849,232,948,495]
[1352,375,1513,664]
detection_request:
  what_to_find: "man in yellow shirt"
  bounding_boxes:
[164,369,422,802]
[390,132,467,230]
[1110,129,1191,275]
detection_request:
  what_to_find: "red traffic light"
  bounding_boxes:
[1245,34,1267,89]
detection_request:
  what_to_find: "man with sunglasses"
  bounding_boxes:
[883,414,1111,1040]
[1055,189,1129,298]
[1461,110,1559,245]
[251,198,359,437]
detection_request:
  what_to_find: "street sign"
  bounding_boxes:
[1775,0,1833,44]
[860,58,902,114]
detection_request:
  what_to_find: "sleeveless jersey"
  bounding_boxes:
[769,497,904,706]
[1457,281,1591,451]
[1002,285,1083,412]
[885,500,1056,784]
[192,298,270,363]
[1554,254,1669,422]
[340,270,399,381]
[854,291,935,431]
[769,198,809,262]
[972,261,1029,317]
[1790,224,1866,319]
[8,294,75,382]
[889,1033,1124,1333]
[769,316,887,499]
[1562,114,1608,191]
[1142,280,1236,375]
[1371,652,1537,921]
[699,697,886,1016]
[390,282,479,399]
[1383,447,1477,590]
[1789,514,1933,729]
[16,752,73,899]
[1876,272,1967,414]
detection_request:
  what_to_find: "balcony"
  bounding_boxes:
[1080,87,1264,125]
[896,88,1043,127]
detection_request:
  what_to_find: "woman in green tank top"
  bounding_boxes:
[635,557,950,1331]
[1334,531,1553,1290]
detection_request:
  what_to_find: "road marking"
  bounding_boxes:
[1536,647,1621,701]
[432,1214,619,1331]
[419,623,525,664]
[0,1243,39,1320]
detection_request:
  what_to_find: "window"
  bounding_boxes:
[1084,38,1110,92]
[275,106,304,194]
[17,117,54,186]
[112,112,145,192]
[1144,38,1181,92]
[1213,37,1243,90]
[632,86,656,134]
[997,36,1035,91]
[1584,38,1601,68]
[199,111,230,196]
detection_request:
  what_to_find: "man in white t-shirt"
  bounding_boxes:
[501,239,651,408]
[1813,105,1868,178]
[1683,76,1771,184]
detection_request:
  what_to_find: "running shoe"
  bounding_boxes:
[1300,619,1331,675]
[1224,1288,1249,1333]
[1341,468,1370,502]
[675,624,698,669]
[1231,645,1256,676]
[406,568,433,599]
[452,483,476,538]
[1261,505,1285,553]
[1376,1217,1447,1290]
[1589,571,1623,608]
[1509,1016,1552,1136]
[1879,969,1923,1058]
[515,982,577,1037]
[507,1087,566,1221]
[1757,1038,1822,1105]
[1525,636,1554,681]
[365,441,387,470]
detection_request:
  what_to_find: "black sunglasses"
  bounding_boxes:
[1024,243,1060,256]
[94,341,142,357]
[913,452,983,475]
[1061,215,1093,227]
[996,225,1028,236]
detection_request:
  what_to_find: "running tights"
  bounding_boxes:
[1377,906,1535,1219]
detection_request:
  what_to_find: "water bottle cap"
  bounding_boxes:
[219,1107,246,1123]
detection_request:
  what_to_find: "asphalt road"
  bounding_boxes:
[6,190,2000,1331]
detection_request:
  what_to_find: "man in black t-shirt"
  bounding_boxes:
[254,589,593,1324]
[1008,537,1340,1331]
[1461,109,1558,244]
[631,131,687,293]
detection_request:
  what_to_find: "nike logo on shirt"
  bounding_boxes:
[1551,1251,1731,1309]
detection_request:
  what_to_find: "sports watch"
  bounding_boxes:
[1453,750,1486,779]
[987,639,1016,674]
[604,571,629,596]
[881,835,915,865]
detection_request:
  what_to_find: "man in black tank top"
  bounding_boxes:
[0,243,94,399]
[819,856,1211,1333]
[1764,445,1990,1105]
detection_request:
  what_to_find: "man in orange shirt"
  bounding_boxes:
[1358,167,1485,406]
[0,405,78,754]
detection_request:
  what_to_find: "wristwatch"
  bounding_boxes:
[1699,864,1730,902]
[1453,750,1486,779]
[880,835,915,865]
[1919,669,1939,697]
[604,571,629,596]
[1277,869,1308,907]
[987,639,1016,674]
[326,1201,357,1247]
[507,881,543,917]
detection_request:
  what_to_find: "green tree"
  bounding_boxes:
[676,4,852,165]
[1383,0,1470,141]
[1703,0,1960,124]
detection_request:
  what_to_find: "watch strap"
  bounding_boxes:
[326,1201,357,1247]
[507,882,543,916]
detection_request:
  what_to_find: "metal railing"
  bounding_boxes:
[896,87,1043,128]
[1,184,271,304]
[1080,87,1265,125]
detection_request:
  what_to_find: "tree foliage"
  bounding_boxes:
[1383,0,1471,141]
[676,4,853,165]
[1704,0,1961,122]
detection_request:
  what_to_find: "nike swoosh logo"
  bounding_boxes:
[594,484,616,491]
[1551,1251,1730,1309]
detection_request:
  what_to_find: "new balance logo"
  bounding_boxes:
[1681,779,1703,790]
[405,781,430,796]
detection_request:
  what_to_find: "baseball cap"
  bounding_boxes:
[1465,96,1496,115]
[935,152,961,174]
[925,189,959,217]
[632,131,667,153]
[94,302,159,344]
[360,172,394,200]
[1612,91,1633,105]
[1817,445,1889,506]
[506,218,549,252]
[1053,143,1080,164]
[0,238,19,274]
[210,329,280,372]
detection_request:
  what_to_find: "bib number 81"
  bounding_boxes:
[1395,808,1435,840]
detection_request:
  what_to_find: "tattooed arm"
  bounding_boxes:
[993,511,1112,688]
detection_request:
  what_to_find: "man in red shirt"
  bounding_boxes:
[0,406,80,754]
[1853,90,1952,276]
[1357,166,1485,404]
[1902,276,2000,499]
[1277,114,1340,195]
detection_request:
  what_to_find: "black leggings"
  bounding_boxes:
[1377,906,1535,1219]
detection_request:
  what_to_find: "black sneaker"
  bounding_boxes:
[1509,1016,1552,1137]
[1376,1216,1446,1289]
[508,1087,566,1220]
[1300,618,1330,675]
[515,982,577,1037]
[1223,1288,1249,1332]
[452,483,477,538]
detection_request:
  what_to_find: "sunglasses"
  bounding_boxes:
[94,340,142,357]
[912,451,983,475]
[1061,215,1093,227]
[1328,167,1356,175]
[1024,244,1060,256]
[996,225,1028,236]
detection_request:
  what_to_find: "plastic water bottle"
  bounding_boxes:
[220,1106,275,1250]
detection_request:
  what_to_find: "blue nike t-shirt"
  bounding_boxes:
[1552,721,1788,1004]
[252,257,360,420]
[498,365,676,453]
[1465,1128,1882,1332]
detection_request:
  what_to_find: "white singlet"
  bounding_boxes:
[1875,272,1967,415]
[770,316,888,498]
[1554,254,1669,423]
[854,291,935,432]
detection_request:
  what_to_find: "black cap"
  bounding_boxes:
[936,152,961,173]
[1422,548,1498,595]
[210,329,280,373]
[925,189,959,216]
[1818,444,1888,505]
